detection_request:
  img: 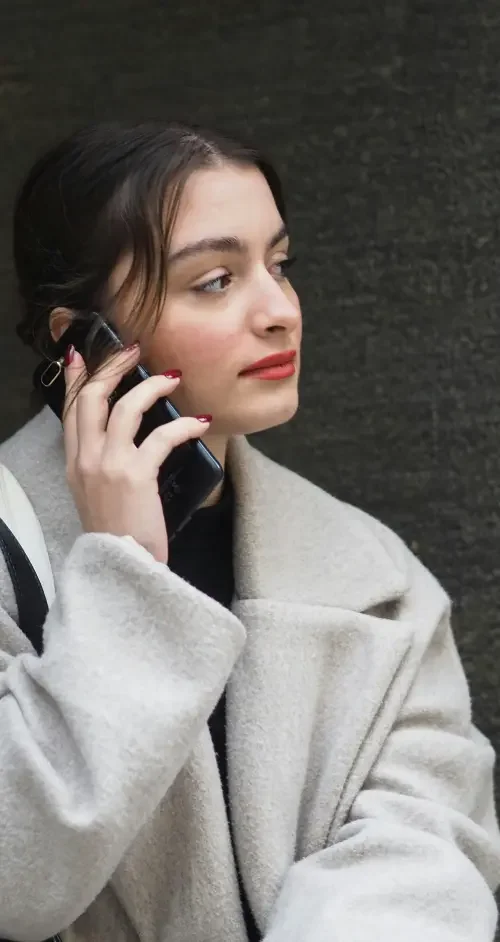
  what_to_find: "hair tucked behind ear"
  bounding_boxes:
[12,121,287,360]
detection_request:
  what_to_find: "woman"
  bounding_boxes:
[0,122,498,942]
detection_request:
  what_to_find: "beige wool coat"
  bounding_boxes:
[0,406,498,942]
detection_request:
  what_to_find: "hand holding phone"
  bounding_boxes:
[61,345,211,563]
[33,313,224,556]
[64,350,211,562]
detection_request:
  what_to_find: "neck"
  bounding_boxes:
[201,433,229,507]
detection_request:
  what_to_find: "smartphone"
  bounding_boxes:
[32,313,224,542]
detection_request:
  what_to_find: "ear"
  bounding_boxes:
[49,307,74,343]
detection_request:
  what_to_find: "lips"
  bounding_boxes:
[240,350,296,375]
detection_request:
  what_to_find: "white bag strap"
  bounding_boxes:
[0,464,55,607]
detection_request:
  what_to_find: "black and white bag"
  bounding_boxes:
[0,464,61,942]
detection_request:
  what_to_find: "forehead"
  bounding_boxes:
[170,164,283,250]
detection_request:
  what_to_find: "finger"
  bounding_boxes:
[62,347,87,467]
[105,373,183,447]
[135,415,211,476]
[76,345,141,453]
[80,344,141,408]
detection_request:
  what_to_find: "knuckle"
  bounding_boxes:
[136,373,165,399]
[148,425,172,448]
[99,455,125,481]
[110,395,130,420]
[77,382,99,406]
[74,453,99,479]
[145,423,177,453]
[159,419,186,440]
[169,417,198,442]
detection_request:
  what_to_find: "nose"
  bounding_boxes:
[250,272,301,336]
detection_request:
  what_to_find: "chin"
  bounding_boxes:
[227,392,300,437]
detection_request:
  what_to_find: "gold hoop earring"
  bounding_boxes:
[39,356,64,387]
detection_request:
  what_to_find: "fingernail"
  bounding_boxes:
[195,414,212,423]
[124,343,140,352]
[64,344,75,366]
[163,369,182,379]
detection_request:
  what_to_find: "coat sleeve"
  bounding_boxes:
[0,531,245,941]
[264,546,500,942]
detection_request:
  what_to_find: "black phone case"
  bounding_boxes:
[33,314,224,542]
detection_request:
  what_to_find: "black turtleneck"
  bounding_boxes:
[168,476,259,942]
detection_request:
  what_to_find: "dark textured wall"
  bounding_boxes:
[1,0,500,895]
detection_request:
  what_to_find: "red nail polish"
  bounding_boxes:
[195,414,212,423]
[163,369,182,379]
[64,344,75,366]
[124,343,140,352]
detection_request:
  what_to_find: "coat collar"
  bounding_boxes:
[228,435,407,613]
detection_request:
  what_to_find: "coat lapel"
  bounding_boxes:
[227,436,406,610]
[226,437,415,929]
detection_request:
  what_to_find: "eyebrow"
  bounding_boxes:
[167,222,288,266]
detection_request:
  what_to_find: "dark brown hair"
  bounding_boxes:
[13,121,287,358]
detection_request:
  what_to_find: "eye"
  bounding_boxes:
[271,255,297,280]
[192,273,232,294]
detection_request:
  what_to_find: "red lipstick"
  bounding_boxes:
[239,349,297,381]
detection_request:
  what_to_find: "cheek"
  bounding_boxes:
[144,319,241,376]
[180,323,239,369]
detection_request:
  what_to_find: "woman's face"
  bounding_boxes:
[110,163,302,455]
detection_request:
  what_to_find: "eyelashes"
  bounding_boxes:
[276,255,297,276]
[193,255,298,295]
[193,273,231,294]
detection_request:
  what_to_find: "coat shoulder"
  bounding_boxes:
[0,407,64,493]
